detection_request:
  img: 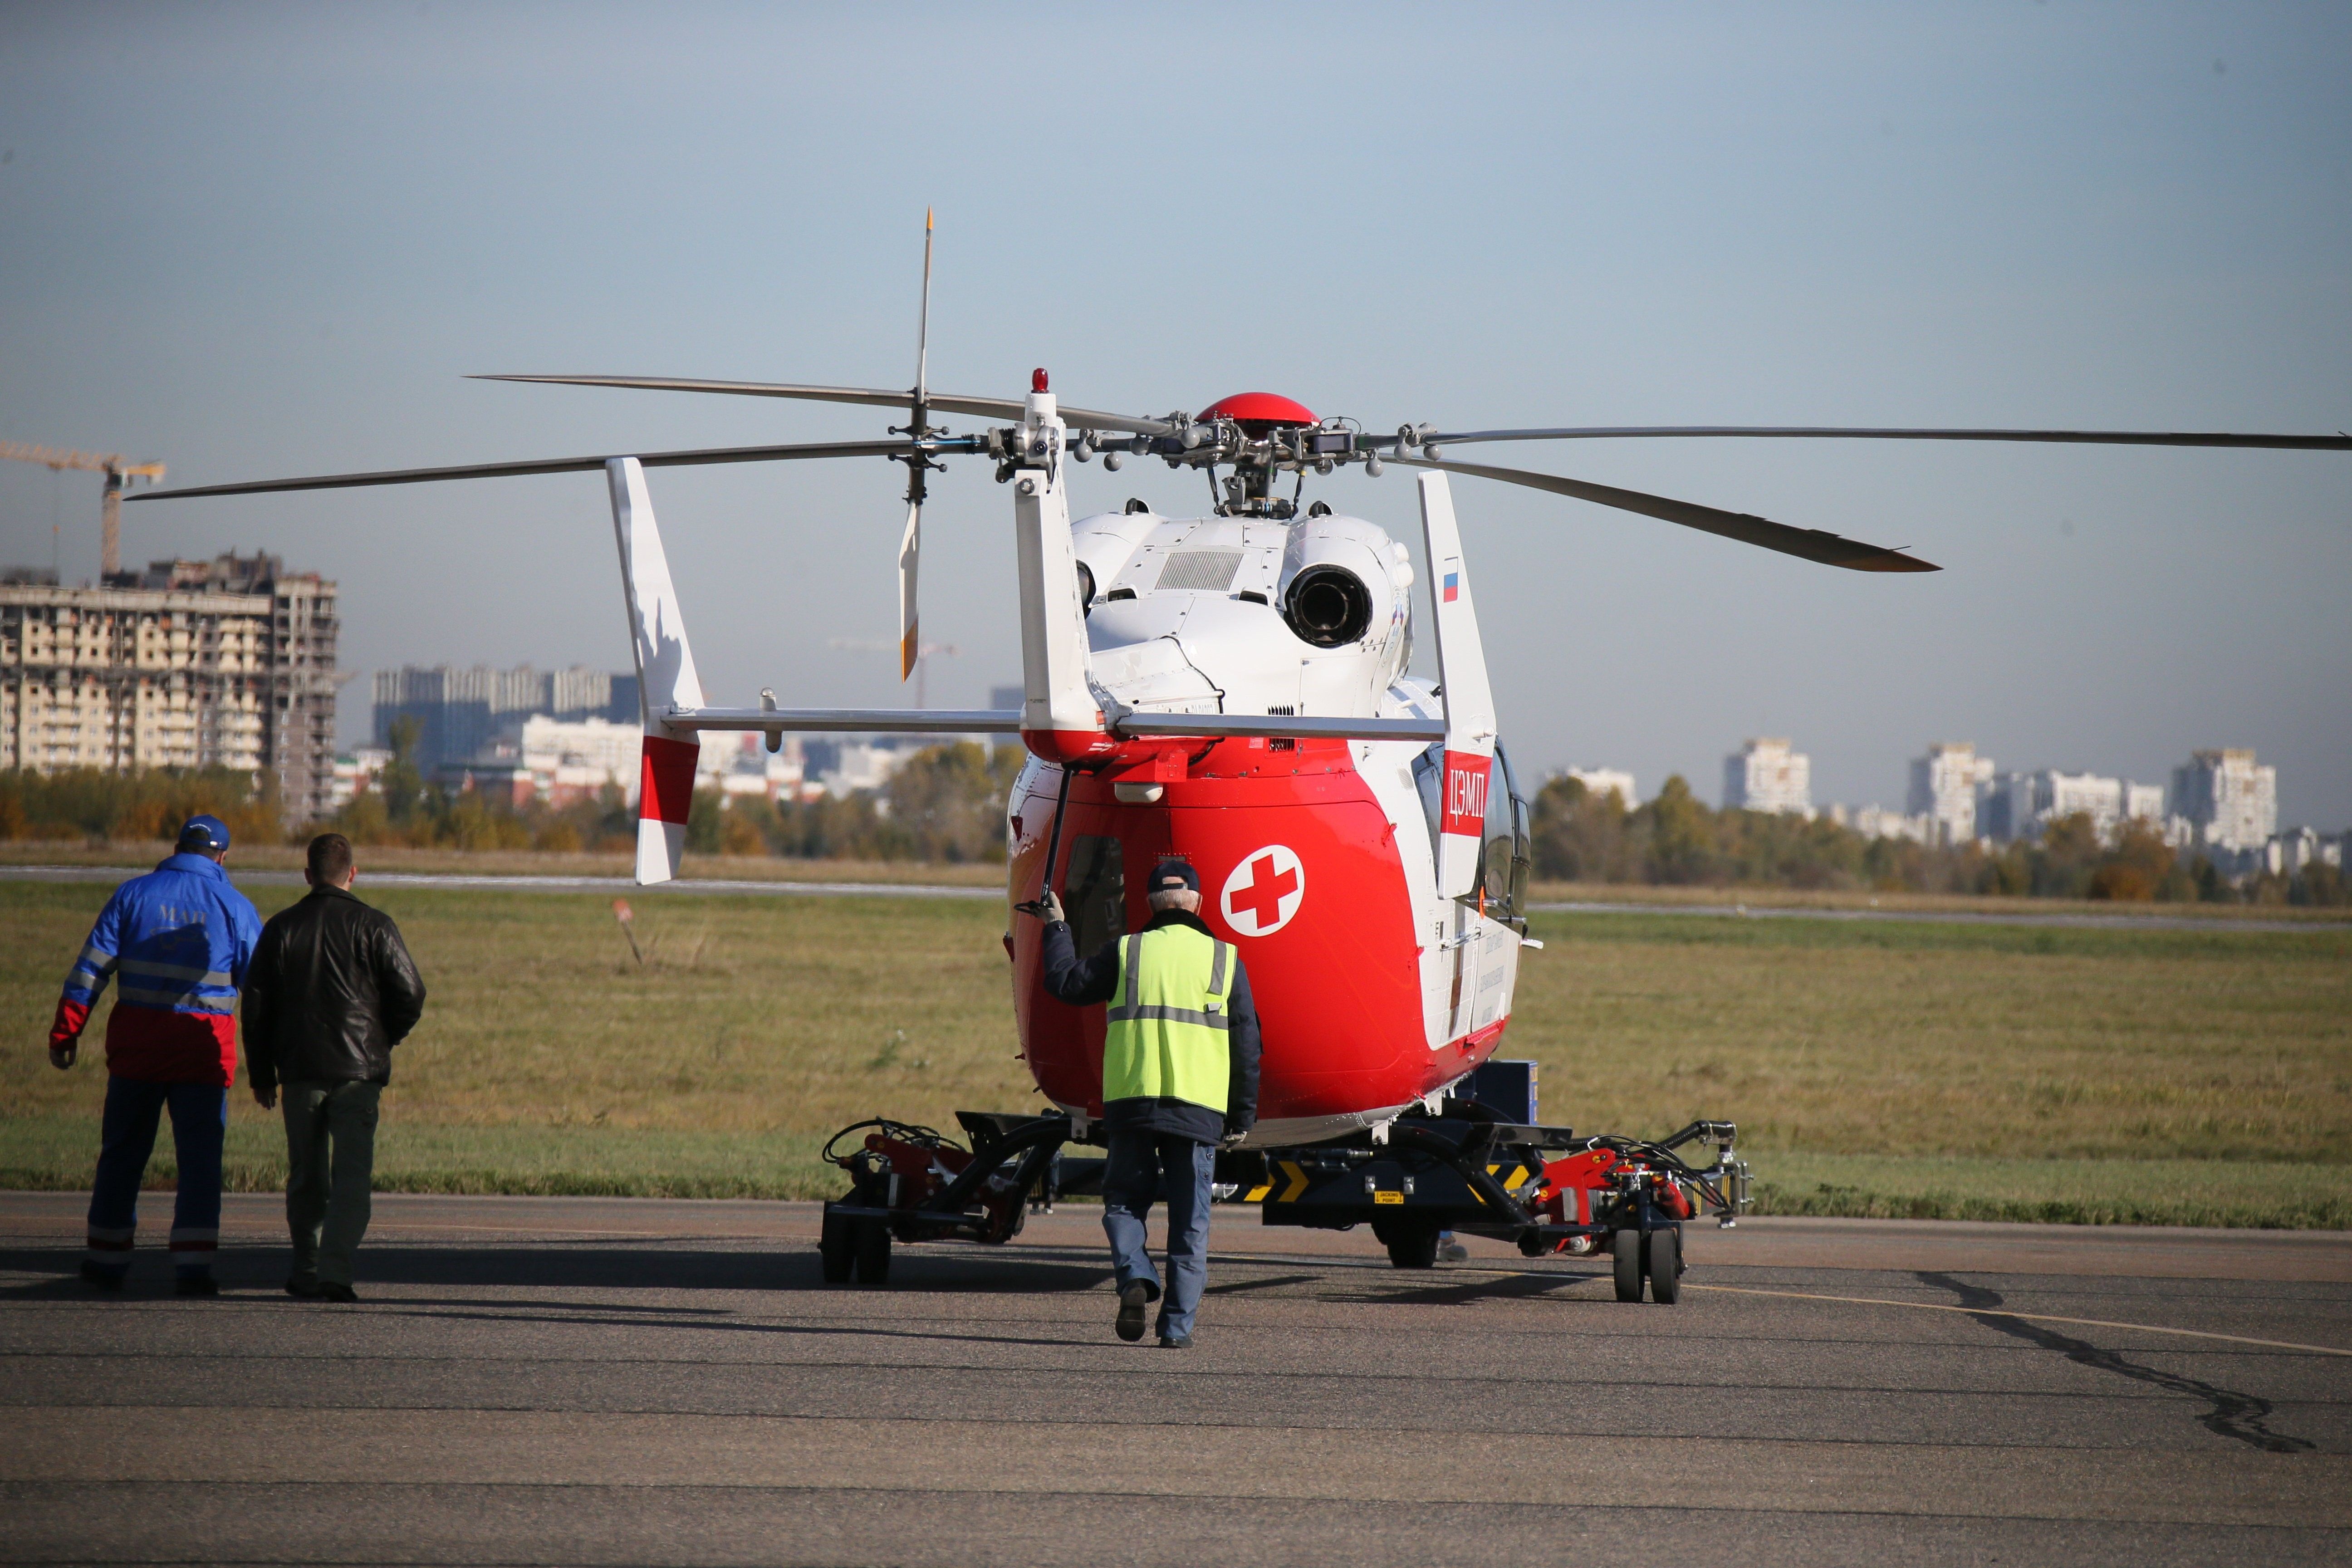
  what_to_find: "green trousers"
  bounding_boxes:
[282,1080,381,1288]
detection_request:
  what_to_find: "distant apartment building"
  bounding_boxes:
[1977,767,2165,844]
[0,552,340,819]
[1907,742,1995,844]
[2171,748,2277,854]
[373,663,639,772]
[329,747,392,810]
[443,714,648,808]
[1723,737,1810,816]
[1847,804,1933,845]
[2265,825,2342,877]
[1563,766,1638,807]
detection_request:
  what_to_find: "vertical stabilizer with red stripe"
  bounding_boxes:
[608,456,705,884]
[1417,471,1496,899]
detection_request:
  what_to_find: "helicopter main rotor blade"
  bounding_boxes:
[127,436,970,502]
[472,373,1176,438]
[1414,424,2352,451]
[901,211,936,682]
[1390,456,1938,573]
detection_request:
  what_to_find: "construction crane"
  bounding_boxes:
[827,637,961,709]
[0,442,168,579]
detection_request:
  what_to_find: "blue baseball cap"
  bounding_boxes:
[1148,858,1200,894]
[177,814,231,853]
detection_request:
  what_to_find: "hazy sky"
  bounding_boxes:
[3,3,2346,822]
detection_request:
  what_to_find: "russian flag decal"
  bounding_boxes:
[1442,571,1460,603]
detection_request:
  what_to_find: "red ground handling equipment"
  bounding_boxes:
[818,1062,1750,1302]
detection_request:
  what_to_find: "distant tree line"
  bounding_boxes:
[0,765,284,848]
[1529,773,2347,906]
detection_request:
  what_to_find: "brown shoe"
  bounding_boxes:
[318,1281,358,1303]
[284,1277,322,1299]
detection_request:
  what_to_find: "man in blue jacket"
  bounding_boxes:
[47,815,262,1295]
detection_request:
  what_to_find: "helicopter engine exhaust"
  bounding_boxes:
[1283,565,1374,647]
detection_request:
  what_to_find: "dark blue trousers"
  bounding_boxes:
[86,1077,225,1278]
[1102,1129,1215,1340]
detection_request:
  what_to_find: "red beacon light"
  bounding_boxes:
[1197,391,1318,433]
[1032,368,1049,392]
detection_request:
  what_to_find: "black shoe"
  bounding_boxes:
[284,1277,322,1299]
[318,1281,358,1303]
[1115,1283,1150,1343]
[173,1274,219,1298]
[1157,1333,1193,1349]
[79,1260,124,1290]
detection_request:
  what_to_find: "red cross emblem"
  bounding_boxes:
[1220,844,1305,936]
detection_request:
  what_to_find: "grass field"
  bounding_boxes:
[1,877,2345,1226]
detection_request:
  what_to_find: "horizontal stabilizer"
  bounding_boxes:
[1111,712,1446,743]
[657,707,1446,743]
[664,707,1024,735]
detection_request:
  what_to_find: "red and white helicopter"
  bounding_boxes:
[140,221,2349,1298]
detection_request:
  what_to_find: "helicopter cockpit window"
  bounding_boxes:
[1411,742,1443,851]
[1478,744,1531,925]
[1059,835,1127,956]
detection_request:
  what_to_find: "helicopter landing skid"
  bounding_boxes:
[818,1105,1750,1303]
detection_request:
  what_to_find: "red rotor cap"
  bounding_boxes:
[1196,392,1318,431]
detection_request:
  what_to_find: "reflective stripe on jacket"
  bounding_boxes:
[1102,925,1234,1114]
[56,853,262,1085]
[60,853,259,1018]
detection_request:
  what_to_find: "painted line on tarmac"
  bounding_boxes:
[0,865,999,900]
[1684,1282,2352,1357]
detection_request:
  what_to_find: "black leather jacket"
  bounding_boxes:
[243,886,427,1091]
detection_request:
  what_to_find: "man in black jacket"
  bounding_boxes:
[245,834,426,1302]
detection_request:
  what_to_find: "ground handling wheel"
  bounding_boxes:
[1381,1223,1440,1270]
[853,1218,892,1284]
[1643,1226,1680,1304]
[818,1205,855,1284]
[1612,1229,1643,1301]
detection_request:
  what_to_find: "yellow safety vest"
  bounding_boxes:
[1103,925,1235,1112]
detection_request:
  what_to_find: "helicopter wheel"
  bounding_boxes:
[1383,1225,1440,1270]
[818,1205,855,1284]
[853,1219,892,1285]
[1611,1230,1643,1302]
[1644,1227,1680,1305]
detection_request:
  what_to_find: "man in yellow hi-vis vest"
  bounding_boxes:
[1040,858,1260,1348]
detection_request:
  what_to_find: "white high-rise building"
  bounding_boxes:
[1723,737,1811,816]
[2171,749,2277,854]
[1563,766,1638,807]
[0,553,340,820]
[1907,742,1995,844]
[2268,826,2340,877]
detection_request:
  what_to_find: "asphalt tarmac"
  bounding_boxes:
[1,1192,2347,1566]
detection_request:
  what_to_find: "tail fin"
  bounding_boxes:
[608,457,705,884]
[1012,383,1111,762]
[1417,472,1496,899]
